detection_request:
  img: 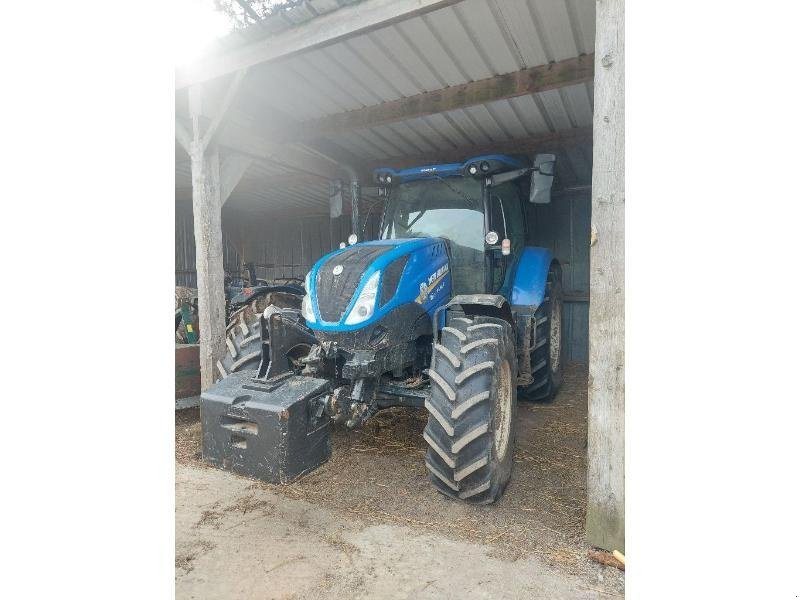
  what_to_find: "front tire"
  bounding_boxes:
[423,315,518,504]
[215,292,301,380]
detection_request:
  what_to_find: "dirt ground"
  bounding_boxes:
[175,364,624,598]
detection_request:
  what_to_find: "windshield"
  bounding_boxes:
[380,178,485,294]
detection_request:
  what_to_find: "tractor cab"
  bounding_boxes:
[374,154,552,298]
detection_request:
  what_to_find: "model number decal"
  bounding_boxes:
[415,264,449,304]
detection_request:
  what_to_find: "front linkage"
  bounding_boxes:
[201,306,432,483]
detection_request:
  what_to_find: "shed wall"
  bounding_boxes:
[529,188,591,363]
[175,204,242,287]
[245,212,381,282]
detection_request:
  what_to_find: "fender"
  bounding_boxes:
[510,247,554,309]
[434,293,514,340]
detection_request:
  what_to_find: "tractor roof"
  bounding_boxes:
[373,154,530,184]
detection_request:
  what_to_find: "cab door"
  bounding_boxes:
[487,181,526,293]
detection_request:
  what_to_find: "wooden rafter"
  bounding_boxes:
[219,152,253,204]
[176,0,462,88]
[212,117,345,180]
[175,120,192,153]
[200,68,249,153]
[283,55,594,144]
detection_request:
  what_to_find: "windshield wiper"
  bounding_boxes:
[406,210,427,229]
[432,173,480,210]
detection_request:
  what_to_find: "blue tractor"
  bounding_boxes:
[202,153,563,505]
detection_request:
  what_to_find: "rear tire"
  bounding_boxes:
[424,315,518,504]
[215,292,301,381]
[519,264,564,402]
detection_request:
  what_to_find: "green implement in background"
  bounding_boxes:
[180,300,198,344]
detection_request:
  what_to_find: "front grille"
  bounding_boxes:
[316,245,395,322]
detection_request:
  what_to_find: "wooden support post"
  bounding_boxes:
[176,72,251,390]
[587,0,625,552]
[190,142,227,391]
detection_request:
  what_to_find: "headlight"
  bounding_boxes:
[301,271,315,322]
[301,294,315,323]
[344,271,380,325]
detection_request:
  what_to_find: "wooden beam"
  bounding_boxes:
[369,127,592,170]
[175,120,191,154]
[188,85,203,144]
[176,0,462,88]
[587,0,625,553]
[219,152,253,204]
[287,55,594,143]
[205,116,345,180]
[201,69,249,153]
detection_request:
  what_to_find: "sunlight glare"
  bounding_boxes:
[174,0,232,67]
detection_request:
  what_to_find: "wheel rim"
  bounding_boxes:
[493,359,512,461]
[549,295,562,373]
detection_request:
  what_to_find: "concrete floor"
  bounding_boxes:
[175,365,624,599]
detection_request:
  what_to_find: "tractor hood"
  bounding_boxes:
[302,238,451,333]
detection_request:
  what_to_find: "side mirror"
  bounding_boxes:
[529,154,556,204]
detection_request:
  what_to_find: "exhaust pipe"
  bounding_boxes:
[340,164,360,239]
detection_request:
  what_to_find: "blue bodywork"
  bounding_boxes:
[305,238,451,333]
[304,153,554,335]
[509,247,553,308]
[374,154,529,184]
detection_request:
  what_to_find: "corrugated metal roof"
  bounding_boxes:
[226,158,331,215]
[178,0,595,215]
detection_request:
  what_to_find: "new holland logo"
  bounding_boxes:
[415,264,449,304]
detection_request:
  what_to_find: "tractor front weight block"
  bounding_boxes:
[201,372,331,483]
